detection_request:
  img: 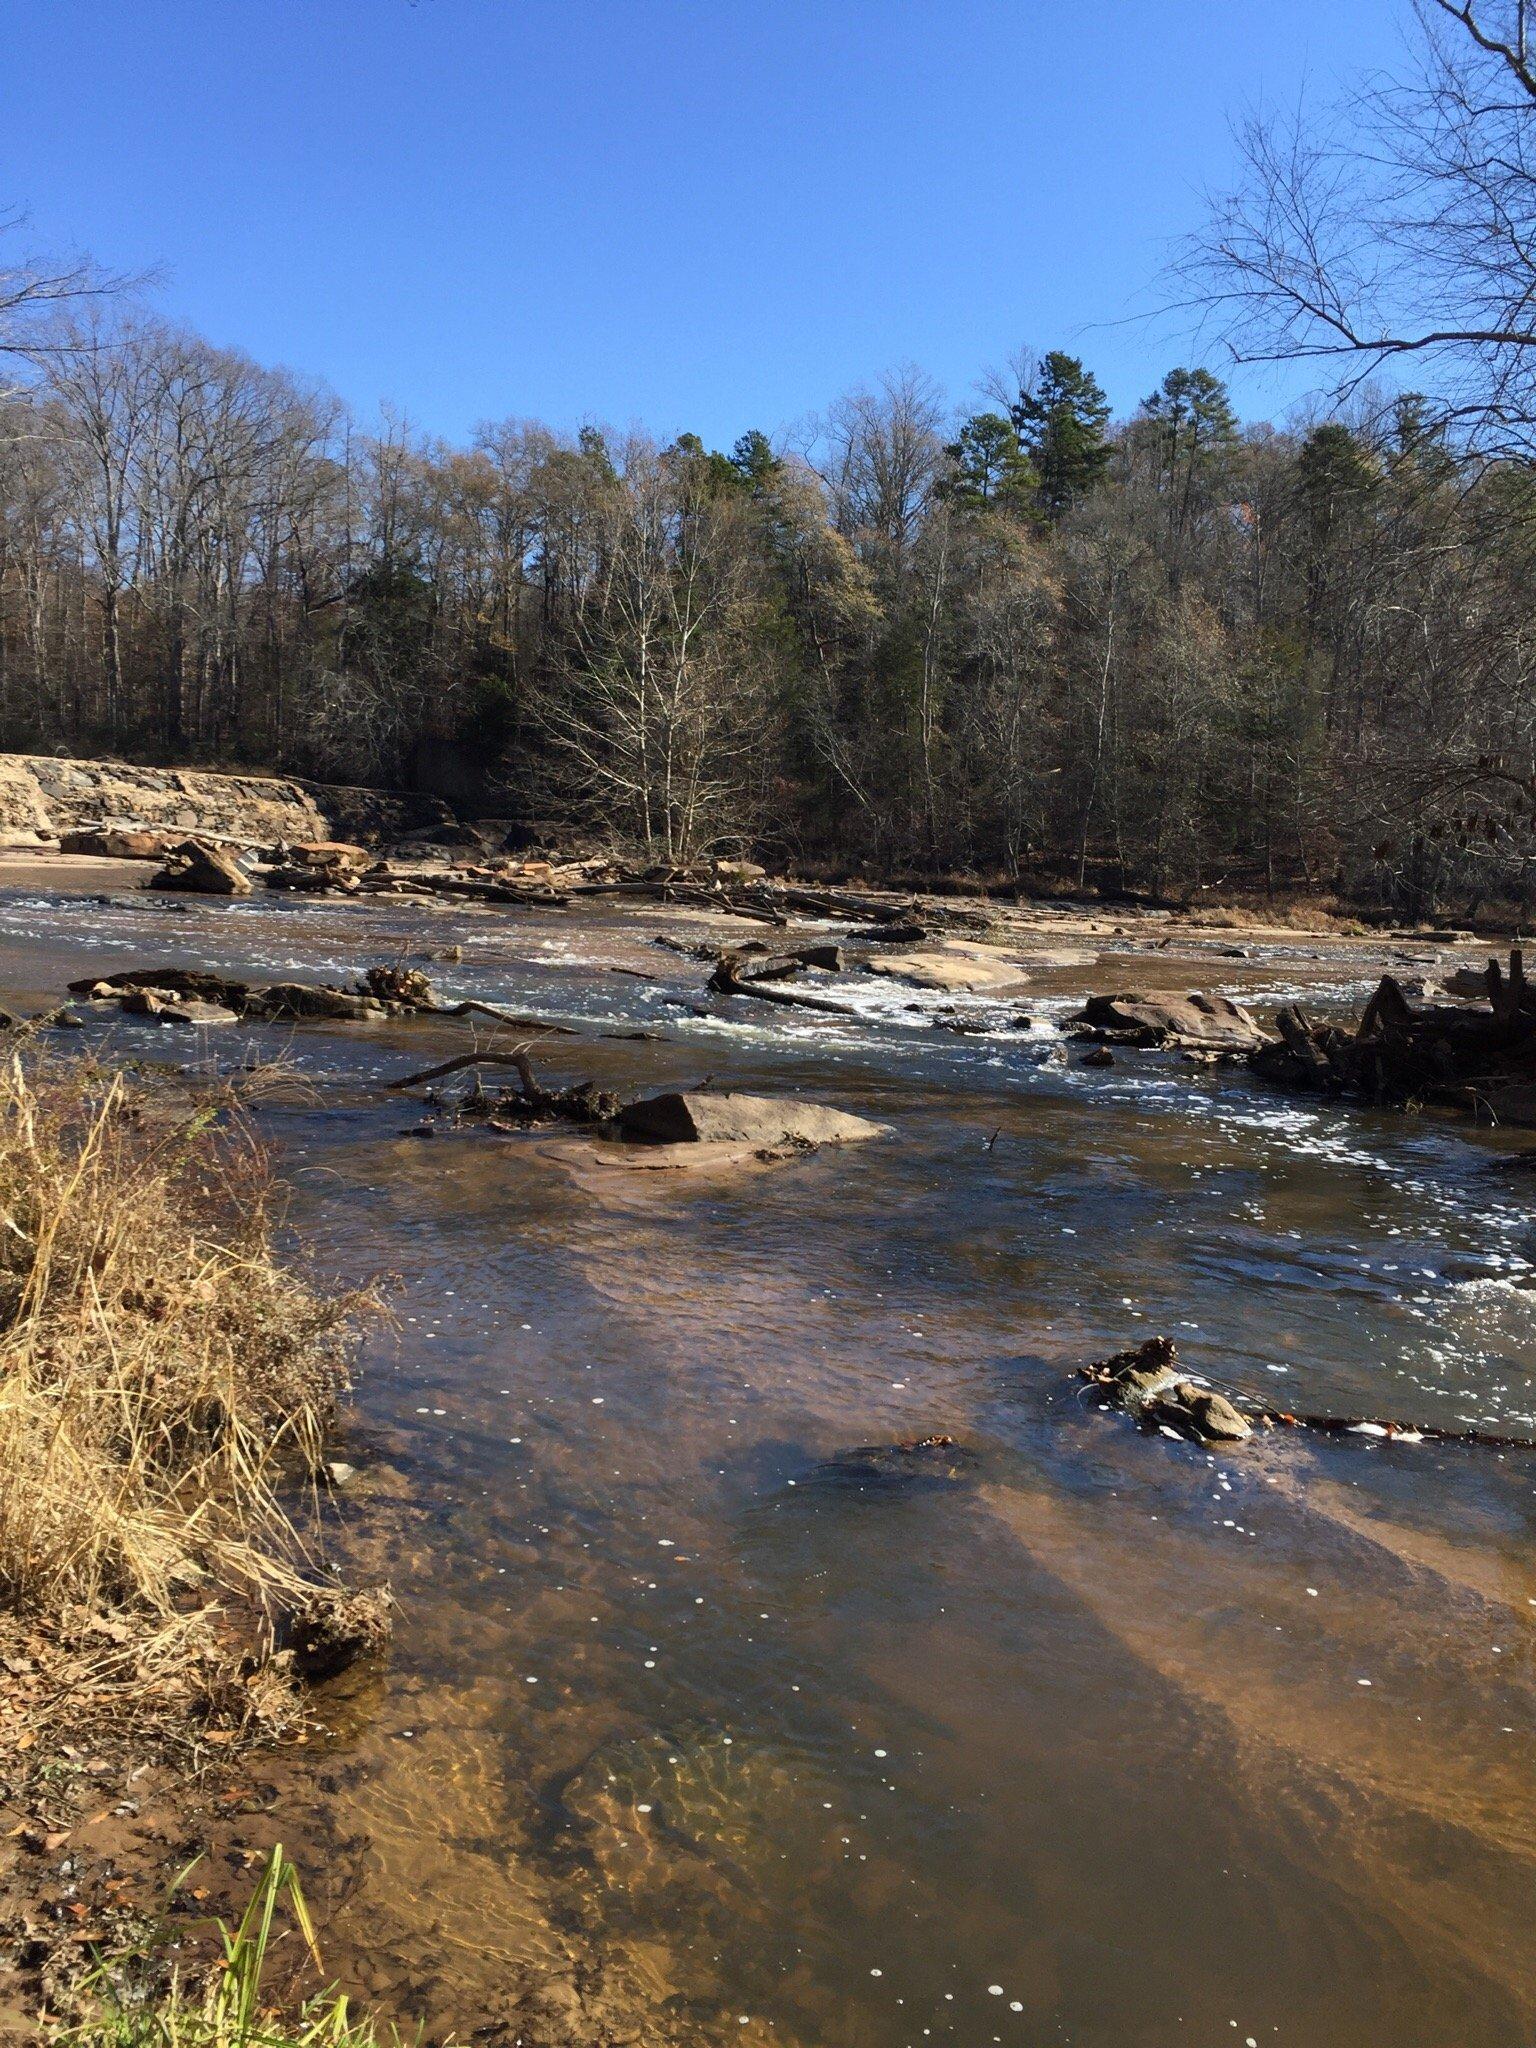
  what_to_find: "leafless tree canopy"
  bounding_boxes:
[1189,1,1536,446]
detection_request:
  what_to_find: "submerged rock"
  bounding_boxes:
[559,1726,832,1910]
[809,1434,980,1488]
[286,1581,397,1679]
[118,988,240,1025]
[617,1090,889,1149]
[287,1585,394,1681]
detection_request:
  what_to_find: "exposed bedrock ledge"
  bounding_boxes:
[0,753,449,847]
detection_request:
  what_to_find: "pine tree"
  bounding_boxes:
[942,412,1038,513]
[1011,352,1111,518]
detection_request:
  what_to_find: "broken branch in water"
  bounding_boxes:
[388,1047,620,1126]
[1080,1336,1536,1450]
[386,1048,541,1092]
[428,997,577,1032]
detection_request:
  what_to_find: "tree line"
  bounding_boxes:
[3,317,1533,913]
[5,0,1536,915]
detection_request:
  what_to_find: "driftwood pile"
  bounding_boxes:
[390,1047,621,1130]
[1251,948,1536,1122]
[135,829,1000,937]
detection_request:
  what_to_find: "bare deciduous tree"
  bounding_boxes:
[1188,4,1536,444]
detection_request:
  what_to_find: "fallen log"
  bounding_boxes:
[407,874,571,907]
[568,878,786,925]
[706,948,860,1016]
[386,1048,548,1091]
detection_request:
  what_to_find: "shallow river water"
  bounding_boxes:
[3,879,1534,2047]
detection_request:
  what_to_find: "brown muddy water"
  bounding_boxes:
[2,882,1534,2047]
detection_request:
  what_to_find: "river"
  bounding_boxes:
[2,876,1532,2048]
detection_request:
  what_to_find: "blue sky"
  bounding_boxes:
[1,0,1404,446]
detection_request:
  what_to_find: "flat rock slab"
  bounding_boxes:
[617,1090,890,1148]
[863,942,1029,993]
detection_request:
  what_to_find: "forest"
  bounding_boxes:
[5,0,1536,918]
[5,330,1530,917]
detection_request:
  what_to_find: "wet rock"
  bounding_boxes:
[1083,1336,1254,1445]
[1074,991,1265,1050]
[119,988,240,1025]
[69,966,253,1007]
[617,1090,889,1149]
[149,838,253,896]
[1080,1045,1115,1067]
[1178,1386,1253,1442]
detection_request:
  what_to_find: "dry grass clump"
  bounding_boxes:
[0,1050,371,1726]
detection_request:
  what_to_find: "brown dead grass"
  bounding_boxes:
[0,1050,372,1737]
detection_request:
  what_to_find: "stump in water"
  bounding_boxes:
[1250,947,1536,1122]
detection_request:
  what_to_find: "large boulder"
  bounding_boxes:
[149,838,252,896]
[59,827,174,860]
[1075,991,1264,1049]
[617,1090,889,1150]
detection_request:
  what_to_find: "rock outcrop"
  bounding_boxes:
[0,752,445,850]
[863,942,1029,992]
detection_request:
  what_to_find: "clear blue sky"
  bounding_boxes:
[1,0,1404,446]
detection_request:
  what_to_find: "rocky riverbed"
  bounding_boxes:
[1,851,1534,2048]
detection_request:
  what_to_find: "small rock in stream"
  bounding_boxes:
[1082,1336,1254,1445]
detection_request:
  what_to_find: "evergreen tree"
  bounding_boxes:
[1137,367,1240,547]
[730,428,783,492]
[942,412,1038,513]
[1011,352,1111,518]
